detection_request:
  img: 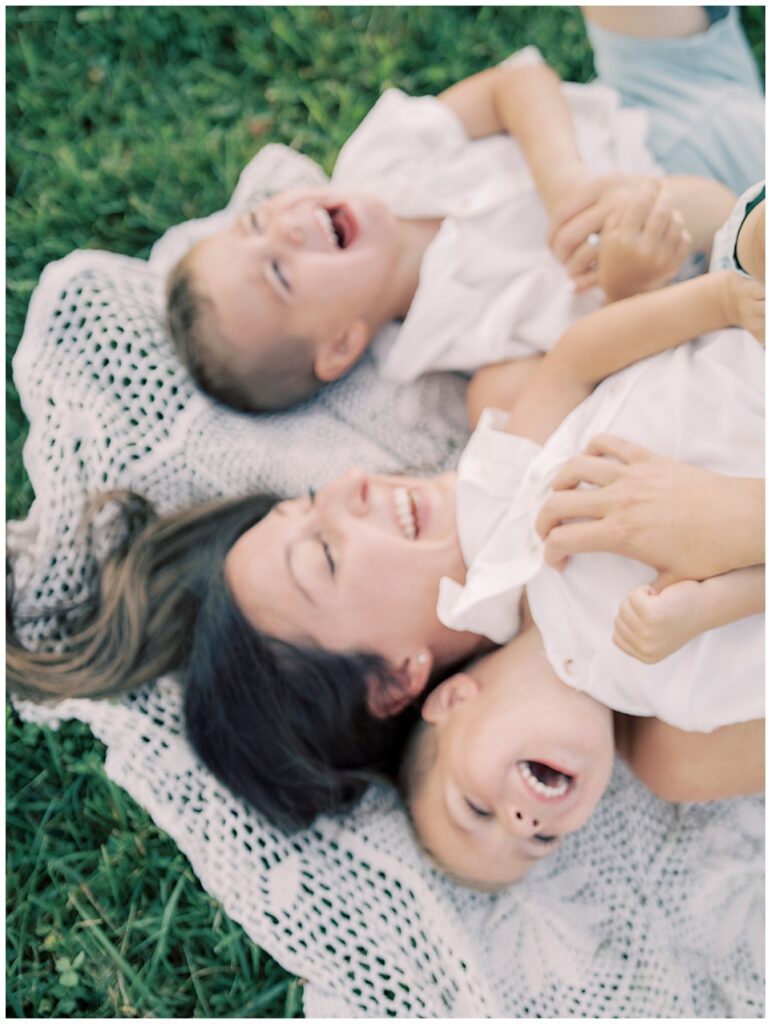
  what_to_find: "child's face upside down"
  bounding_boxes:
[189,186,405,385]
[410,631,615,890]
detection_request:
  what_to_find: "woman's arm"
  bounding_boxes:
[616,714,764,802]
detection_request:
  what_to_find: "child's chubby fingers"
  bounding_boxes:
[625,582,659,620]
[613,587,664,663]
[612,611,646,661]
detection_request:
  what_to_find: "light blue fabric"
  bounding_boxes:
[587,7,764,195]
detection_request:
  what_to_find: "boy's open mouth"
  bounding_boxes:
[517,760,574,801]
[318,204,359,249]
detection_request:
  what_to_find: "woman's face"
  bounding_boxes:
[225,469,482,709]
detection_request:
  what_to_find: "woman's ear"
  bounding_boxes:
[314,319,370,382]
[367,648,433,719]
[421,673,479,724]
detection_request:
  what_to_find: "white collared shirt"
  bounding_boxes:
[437,328,764,733]
[332,47,660,382]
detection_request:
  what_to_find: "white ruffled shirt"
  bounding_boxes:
[437,328,764,733]
[332,47,660,383]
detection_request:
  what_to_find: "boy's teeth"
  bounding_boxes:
[518,761,571,799]
[394,486,417,540]
[316,207,339,248]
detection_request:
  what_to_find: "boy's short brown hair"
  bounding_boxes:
[165,250,322,412]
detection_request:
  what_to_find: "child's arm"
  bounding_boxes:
[613,567,765,664]
[438,61,592,219]
[503,266,754,443]
[616,713,764,802]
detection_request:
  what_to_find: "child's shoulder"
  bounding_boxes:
[709,179,765,275]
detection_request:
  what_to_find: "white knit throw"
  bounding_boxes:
[10,145,764,1017]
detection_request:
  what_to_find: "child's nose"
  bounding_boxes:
[503,802,541,837]
[272,211,304,246]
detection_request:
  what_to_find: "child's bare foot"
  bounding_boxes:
[613,578,704,664]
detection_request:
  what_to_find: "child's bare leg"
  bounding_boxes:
[614,566,764,664]
[582,6,709,39]
[616,713,764,802]
[466,355,542,428]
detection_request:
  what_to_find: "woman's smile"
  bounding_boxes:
[223,468,484,707]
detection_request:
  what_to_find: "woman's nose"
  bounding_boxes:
[320,469,369,517]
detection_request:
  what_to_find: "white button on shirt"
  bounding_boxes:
[332,47,661,383]
[438,328,765,733]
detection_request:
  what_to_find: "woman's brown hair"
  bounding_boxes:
[8,490,417,828]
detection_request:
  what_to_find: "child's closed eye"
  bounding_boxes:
[465,797,493,819]
[271,258,291,293]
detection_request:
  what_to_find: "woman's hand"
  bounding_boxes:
[536,434,764,584]
[548,172,642,292]
[597,179,691,301]
[548,173,689,295]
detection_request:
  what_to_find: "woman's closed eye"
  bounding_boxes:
[319,537,336,576]
[304,490,335,575]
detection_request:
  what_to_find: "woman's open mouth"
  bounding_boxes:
[316,204,359,249]
[394,486,419,540]
[517,760,574,801]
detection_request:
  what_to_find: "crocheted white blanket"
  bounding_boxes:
[10,145,764,1017]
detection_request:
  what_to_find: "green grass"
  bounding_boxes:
[6,6,765,1017]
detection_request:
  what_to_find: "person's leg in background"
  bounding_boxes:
[582,6,764,195]
[584,5,710,38]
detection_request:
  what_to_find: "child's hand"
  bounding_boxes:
[724,271,765,344]
[613,578,704,663]
[598,179,692,302]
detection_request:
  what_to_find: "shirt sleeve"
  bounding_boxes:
[437,409,543,644]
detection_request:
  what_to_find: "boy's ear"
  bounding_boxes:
[367,648,433,719]
[421,673,480,725]
[314,319,370,382]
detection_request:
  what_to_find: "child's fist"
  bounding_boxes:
[613,578,703,664]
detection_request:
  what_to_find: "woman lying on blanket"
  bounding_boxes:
[9,237,764,867]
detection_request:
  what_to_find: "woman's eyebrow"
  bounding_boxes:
[285,541,316,606]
